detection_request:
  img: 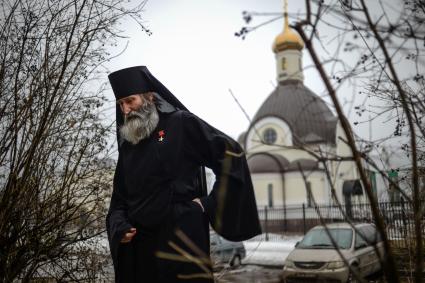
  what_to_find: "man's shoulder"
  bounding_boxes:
[163,110,199,122]
[158,110,198,130]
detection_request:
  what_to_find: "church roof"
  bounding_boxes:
[247,153,321,174]
[286,159,320,171]
[250,81,337,146]
[248,153,289,173]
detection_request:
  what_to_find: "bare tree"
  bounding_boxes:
[0,0,148,281]
[236,0,424,282]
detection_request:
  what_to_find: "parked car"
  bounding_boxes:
[282,222,385,283]
[210,231,246,267]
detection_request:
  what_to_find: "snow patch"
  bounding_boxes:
[242,234,303,266]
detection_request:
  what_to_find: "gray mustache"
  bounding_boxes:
[126,112,143,120]
[126,105,151,121]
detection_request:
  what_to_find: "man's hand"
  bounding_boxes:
[121,227,137,243]
[192,198,205,212]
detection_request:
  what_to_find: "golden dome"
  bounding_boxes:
[272,11,304,53]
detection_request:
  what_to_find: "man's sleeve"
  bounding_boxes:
[106,155,133,262]
[182,111,261,242]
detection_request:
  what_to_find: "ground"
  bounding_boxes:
[213,234,296,282]
[214,264,385,283]
[215,265,283,283]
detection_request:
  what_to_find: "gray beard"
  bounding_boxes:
[119,102,159,145]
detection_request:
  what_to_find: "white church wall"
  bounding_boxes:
[251,171,327,208]
[284,171,327,206]
[251,173,284,207]
[308,143,337,158]
[332,122,363,203]
[335,121,353,158]
[275,49,304,82]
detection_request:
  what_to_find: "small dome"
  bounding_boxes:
[272,15,304,53]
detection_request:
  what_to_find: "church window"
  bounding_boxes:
[281,57,287,70]
[268,183,273,207]
[306,181,313,207]
[263,128,277,144]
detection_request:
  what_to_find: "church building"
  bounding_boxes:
[238,6,364,210]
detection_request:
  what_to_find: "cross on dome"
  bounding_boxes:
[272,0,304,53]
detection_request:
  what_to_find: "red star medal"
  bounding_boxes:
[158,130,165,142]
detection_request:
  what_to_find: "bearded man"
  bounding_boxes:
[118,93,159,145]
[106,66,261,283]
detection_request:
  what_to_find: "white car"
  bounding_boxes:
[283,222,385,283]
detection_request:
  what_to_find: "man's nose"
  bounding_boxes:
[122,103,131,115]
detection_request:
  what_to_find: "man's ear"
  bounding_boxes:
[146,92,155,102]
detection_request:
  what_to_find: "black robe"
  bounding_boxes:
[106,110,261,282]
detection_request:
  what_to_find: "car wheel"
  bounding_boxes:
[230,255,241,267]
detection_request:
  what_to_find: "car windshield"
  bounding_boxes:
[297,228,353,249]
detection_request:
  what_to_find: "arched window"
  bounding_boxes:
[268,183,273,207]
[306,182,312,208]
[281,57,287,70]
[263,128,277,145]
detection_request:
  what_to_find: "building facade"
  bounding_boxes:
[238,8,364,210]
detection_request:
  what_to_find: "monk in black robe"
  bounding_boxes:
[106,66,261,282]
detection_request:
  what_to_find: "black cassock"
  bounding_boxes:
[106,109,261,282]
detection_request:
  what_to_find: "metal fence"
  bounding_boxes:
[256,200,423,248]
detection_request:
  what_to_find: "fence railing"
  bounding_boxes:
[256,200,423,247]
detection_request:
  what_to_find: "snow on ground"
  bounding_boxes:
[242,234,303,267]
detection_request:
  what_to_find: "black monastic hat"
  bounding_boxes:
[108,66,187,109]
